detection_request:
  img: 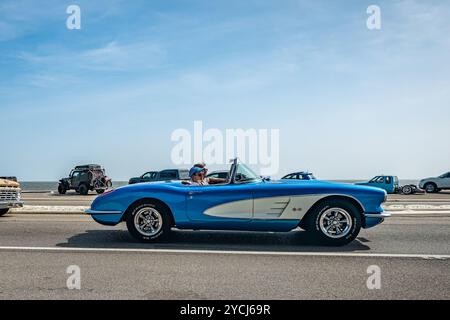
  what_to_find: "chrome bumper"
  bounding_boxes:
[364,212,391,218]
[0,201,24,209]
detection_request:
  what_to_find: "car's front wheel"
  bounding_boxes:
[126,202,172,242]
[305,199,361,246]
[0,208,9,217]
[58,184,67,195]
[401,185,414,195]
[424,183,438,193]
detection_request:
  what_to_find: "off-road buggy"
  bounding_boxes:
[58,164,112,195]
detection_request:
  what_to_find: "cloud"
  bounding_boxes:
[17,40,165,85]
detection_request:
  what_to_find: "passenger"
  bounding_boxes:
[189,165,227,186]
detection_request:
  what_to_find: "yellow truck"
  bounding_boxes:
[0,177,23,216]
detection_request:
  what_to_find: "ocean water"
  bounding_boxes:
[18,179,420,192]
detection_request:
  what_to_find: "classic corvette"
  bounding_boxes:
[86,159,390,246]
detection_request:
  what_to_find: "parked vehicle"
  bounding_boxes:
[0,178,23,216]
[0,176,18,182]
[207,170,263,181]
[206,170,229,179]
[281,171,316,180]
[86,158,389,246]
[356,175,419,195]
[419,172,450,193]
[356,175,399,194]
[129,169,190,184]
[58,164,112,195]
[128,171,159,184]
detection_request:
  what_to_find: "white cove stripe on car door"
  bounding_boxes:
[204,199,253,219]
[204,195,327,220]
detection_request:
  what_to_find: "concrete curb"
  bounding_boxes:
[11,205,88,215]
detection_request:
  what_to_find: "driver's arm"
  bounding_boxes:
[207,177,227,184]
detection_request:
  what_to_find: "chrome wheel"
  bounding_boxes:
[134,207,162,237]
[319,207,353,239]
[403,186,412,194]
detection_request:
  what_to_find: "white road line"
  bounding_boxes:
[0,246,448,259]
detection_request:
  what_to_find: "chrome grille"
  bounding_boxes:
[0,188,20,202]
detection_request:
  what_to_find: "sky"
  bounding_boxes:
[1,0,449,181]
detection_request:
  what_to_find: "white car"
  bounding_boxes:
[419,172,450,193]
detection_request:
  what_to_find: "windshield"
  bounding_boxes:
[234,162,261,183]
[179,170,190,180]
[439,172,450,178]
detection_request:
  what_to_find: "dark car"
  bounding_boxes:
[128,169,190,184]
[58,164,112,195]
[282,172,316,180]
[206,170,229,179]
[128,171,159,184]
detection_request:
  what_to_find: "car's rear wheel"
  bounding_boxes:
[401,185,414,195]
[78,184,89,195]
[126,202,171,242]
[0,208,9,217]
[424,183,438,193]
[58,184,67,195]
[305,199,361,246]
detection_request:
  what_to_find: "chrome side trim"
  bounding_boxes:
[85,209,122,215]
[364,212,391,218]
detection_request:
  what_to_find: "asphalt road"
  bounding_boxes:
[0,213,449,299]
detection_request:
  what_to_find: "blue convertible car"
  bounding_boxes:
[86,159,390,246]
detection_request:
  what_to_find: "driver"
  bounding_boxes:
[189,163,227,186]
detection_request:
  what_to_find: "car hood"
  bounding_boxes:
[118,179,184,189]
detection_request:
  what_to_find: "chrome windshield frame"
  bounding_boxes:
[229,158,262,185]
